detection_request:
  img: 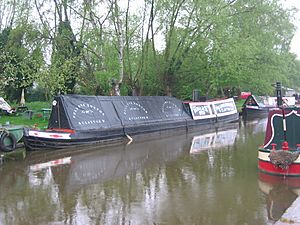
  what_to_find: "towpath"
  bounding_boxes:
[275,196,300,225]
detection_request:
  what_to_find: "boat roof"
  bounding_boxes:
[47,95,237,133]
[244,95,295,108]
[48,95,192,131]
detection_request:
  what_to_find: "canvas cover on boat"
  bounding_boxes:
[48,95,191,131]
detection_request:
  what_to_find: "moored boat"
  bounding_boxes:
[0,125,24,152]
[242,94,295,117]
[23,95,239,151]
[258,82,300,176]
[258,108,300,176]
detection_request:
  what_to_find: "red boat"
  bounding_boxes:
[258,83,300,176]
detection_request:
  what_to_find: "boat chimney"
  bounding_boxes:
[276,82,282,107]
[192,89,200,102]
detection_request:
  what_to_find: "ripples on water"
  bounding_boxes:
[0,117,298,225]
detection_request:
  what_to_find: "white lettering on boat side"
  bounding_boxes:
[124,102,149,121]
[162,101,182,117]
[72,103,106,126]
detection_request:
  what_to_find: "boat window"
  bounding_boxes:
[246,96,258,106]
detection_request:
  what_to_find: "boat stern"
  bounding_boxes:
[23,127,74,151]
[258,147,300,176]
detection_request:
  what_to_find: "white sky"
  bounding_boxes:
[125,0,300,58]
[28,0,300,59]
[283,0,300,58]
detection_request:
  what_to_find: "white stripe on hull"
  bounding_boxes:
[258,150,300,163]
[28,130,71,139]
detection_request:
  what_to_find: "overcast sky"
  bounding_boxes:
[283,0,300,58]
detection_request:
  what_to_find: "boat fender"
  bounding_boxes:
[268,150,299,170]
[0,132,17,152]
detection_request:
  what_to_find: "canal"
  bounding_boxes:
[0,117,297,225]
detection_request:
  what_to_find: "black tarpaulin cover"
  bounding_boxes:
[48,95,191,131]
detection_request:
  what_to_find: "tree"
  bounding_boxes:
[1,0,299,100]
[0,24,43,102]
[171,0,297,98]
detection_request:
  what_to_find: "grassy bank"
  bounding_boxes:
[0,101,51,129]
[235,99,245,113]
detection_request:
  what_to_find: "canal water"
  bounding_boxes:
[0,117,298,225]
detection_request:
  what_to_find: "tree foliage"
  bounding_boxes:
[0,24,43,102]
[0,0,299,101]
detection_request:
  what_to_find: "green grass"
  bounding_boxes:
[235,99,245,113]
[12,101,51,111]
[0,114,48,128]
[0,101,51,129]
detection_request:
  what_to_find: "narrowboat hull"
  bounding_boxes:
[258,148,300,176]
[23,95,239,151]
[23,128,125,150]
[24,112,239,151]
[242,106,272,116]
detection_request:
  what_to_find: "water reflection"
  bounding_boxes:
[28,132,190,192]
[27,124,239,192]
[258,172,300,222]
[242,117,268,135]
[0,121,274,225]
[190,128,237,154]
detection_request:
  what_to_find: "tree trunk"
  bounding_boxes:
[112,0,124,96]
